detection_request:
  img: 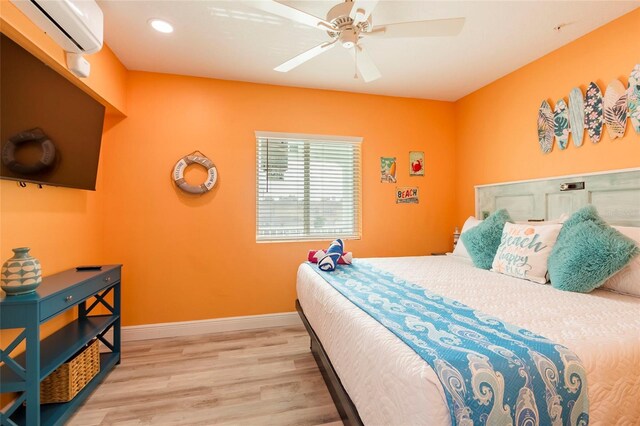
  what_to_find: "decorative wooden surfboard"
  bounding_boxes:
[585,82,604,143]
[568,87,585,147]
[537,100,554,153]
[604,79,627,139]
[628,64,640,134]
[553,99,569,150]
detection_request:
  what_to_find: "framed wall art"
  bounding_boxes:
[409,151,424,176]
[380,157,397,183]
[396,187,419,204]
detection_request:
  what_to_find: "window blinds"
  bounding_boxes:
[256,136,362,242]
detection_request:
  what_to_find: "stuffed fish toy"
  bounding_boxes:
[308,250,352,265]
[318,239,344,272]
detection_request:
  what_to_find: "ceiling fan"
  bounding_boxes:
[242,0,465,82]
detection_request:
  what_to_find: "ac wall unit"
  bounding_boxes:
[10,0,103,54]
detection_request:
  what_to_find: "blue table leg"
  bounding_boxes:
[114,282,121,364]
[25,304,40,426]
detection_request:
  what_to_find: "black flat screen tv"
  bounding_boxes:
[1,33,106,191]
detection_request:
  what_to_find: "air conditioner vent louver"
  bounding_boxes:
[10,0,103,54]
[29,0,85,51]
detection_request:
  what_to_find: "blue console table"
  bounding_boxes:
[0,265,122,426]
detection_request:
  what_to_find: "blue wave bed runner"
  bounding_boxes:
[309,260,589,426]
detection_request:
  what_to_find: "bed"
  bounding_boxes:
[296,169,640,425]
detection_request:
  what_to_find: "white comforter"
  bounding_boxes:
[296,255,640,426]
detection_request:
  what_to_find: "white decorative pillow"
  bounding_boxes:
[491,222,562,284]
[452,216,482,259]
[601,226,640,297]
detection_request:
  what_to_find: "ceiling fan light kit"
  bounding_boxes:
[243,0,465,83]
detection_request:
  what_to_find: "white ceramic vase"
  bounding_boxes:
[1,247,42,296]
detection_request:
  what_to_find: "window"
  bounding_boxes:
[256,132,362,242]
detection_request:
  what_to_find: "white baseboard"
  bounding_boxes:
[122,312,302,342]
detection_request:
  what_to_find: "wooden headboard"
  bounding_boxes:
[475,168,640,226]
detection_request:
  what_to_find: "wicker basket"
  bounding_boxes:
[40,339,100,404]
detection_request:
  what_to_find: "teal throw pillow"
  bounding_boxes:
[548,208,640,293]
[560,205,605,231]
[460,209,512,270]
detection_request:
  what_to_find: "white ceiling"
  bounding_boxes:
[98,1,638,101]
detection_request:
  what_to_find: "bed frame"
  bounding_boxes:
[295,300,364,426]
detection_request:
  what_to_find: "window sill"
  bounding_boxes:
[256,236,361,244]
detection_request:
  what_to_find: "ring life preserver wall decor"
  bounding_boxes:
[172,152,218,194]
[2,128,56,174]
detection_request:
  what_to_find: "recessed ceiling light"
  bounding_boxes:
[149,19,173,34]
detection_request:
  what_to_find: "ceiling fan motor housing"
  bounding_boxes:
[339,31,358,48]
[326,1,371,47]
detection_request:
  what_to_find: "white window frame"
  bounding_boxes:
[255,131,362,243]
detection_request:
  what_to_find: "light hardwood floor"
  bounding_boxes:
[68,326,342,426]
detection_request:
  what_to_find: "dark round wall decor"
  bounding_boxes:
[2,128,56,174]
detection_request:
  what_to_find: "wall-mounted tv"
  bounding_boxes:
[1,33,106,191]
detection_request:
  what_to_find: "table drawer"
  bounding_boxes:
[40,270,120,320]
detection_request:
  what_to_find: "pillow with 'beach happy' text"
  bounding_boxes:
[491,222,562,284]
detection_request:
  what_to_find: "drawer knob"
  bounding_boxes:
[104,276,112,283]
[65,295,73,302]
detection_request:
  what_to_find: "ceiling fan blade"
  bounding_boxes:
[349,0,379,26]
[241,0,336,31]
[349,45,381,83]
[367,17,465,38]
[274,40,337,72]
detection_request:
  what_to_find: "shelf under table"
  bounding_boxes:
[10,352,120,426]
[0,315,118,393]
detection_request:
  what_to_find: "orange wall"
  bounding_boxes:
[454,9,640,226]
[101,72,457,325]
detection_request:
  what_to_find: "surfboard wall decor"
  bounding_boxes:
[537,100,554,153]
[604,79,628,139]
[537,68,637,153]
[585,82,604,144]
[628,64,640,134]
[568,88,585,147]
[554,99,569,150]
